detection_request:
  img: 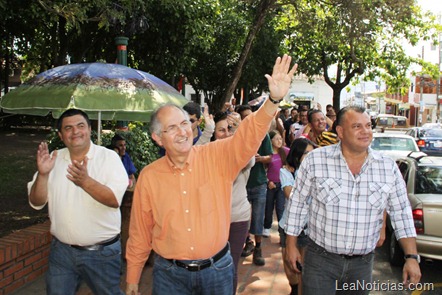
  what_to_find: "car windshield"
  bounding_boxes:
[415,166,442,194]
[419,129,442,137]
[371,137,418,151]
[377,116,407,127]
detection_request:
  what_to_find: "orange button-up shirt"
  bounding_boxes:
[126,107,273,284]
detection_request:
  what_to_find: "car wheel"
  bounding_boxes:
[389,231,404,266]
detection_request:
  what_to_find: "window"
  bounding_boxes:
[415,166,442,194]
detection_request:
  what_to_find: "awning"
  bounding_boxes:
[398,103,410,110]
[384,98,403,104]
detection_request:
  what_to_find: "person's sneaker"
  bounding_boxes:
[253,247,265,266]
[262,228,271,238]
[241,240,255,257]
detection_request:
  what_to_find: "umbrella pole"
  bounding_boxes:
[97,111,102,145]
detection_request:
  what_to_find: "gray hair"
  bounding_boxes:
[149,103,190,135]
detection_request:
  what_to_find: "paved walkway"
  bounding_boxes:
[12,222,290,295]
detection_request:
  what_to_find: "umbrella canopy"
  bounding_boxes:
[0,63,188,122]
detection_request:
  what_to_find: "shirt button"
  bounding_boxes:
[181,173,185,176]
[183,191,187,195]
[189,169,192,172]
[185,210,189,213]
[188,228,191,232]
[190,247,194,251]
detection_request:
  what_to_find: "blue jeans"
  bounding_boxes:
[152,249,234,295]
[264,183,285,229]
[247,183,267,236]
[46,237,123,295]
[302,239,375,295]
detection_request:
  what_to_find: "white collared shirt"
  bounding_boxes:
[28,142,128,245]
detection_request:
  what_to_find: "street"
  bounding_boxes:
[372,237,442,294]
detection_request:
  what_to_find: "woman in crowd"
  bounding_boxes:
[212,111,252,294]
[279,138,316,295]
[263,130,289,237]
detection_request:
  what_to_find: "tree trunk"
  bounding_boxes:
[222,0,276,108]
[323,60,361,111]
[55,16,67,67]
[3,37,12,95]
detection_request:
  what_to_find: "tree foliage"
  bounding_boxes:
[277,0,440,109]
[1,0,440,114]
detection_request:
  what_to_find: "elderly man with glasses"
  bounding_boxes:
[125,55,297,295]
[158,101,215,157]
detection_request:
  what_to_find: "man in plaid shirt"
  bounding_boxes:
[284,105,421,295]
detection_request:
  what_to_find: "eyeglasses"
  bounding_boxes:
[162,120,191,135]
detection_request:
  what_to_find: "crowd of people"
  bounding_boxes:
[27,55,421,295]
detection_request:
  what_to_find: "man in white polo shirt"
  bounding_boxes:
[28,108,128,295]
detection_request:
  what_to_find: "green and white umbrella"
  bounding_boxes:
[0,62,188,143]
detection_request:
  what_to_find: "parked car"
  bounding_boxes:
[422,122,442,129]
[388,155,442,266]
[405,127,442,156]
[371,133,420,161]
[374,114,409,132]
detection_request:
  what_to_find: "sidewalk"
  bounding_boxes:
[11,222,290,295]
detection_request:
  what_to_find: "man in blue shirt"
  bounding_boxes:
[112,134,136,189]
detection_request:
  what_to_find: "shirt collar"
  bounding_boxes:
[193,126,202,145]
[164,147,194,172]
[327,142,380,162]
[61,141,95,162]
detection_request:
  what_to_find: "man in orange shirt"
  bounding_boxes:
[125,55,297,295]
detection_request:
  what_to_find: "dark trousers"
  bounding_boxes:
[303,240,375,295]
[264,183,284,229]
[228,220,250,294]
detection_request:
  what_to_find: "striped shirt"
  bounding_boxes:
[316,131,339,146]
[284,142,416,255]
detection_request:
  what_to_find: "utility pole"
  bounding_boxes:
[438,16,442,122]
[420,73,424,126]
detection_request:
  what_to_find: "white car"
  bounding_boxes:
[370,133,423,161]
[422,122,442,129]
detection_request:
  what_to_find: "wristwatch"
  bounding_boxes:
[268,96,283,104]
[404,254,421,263]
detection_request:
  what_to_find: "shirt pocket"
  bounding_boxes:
[368,182,390,209]
[317,178,341,205]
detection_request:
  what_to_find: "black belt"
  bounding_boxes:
[167,243,229,272]
[70,234,120,251]
[339,253,367,259]
[309,238,372,259]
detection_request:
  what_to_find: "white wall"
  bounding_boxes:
[285,75,333,109]
[182,75,385,111]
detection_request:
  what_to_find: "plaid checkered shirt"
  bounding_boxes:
[284,142,416,255]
